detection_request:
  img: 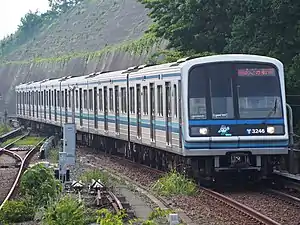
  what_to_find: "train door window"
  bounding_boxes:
[44,90,46,119]
[109,88,113,112]
[157,85,163,116]
[89,89,93,110]
[121,87,126,113]
[130,87,135,114]
[208,64,234,119]
[75,90,78,109]
[83,90,87,109]
[79,88,83,126]
[99,89,103,112]
[68,90,71,108]
[32,91,35,117]
[57,91,60,107]
[115,86,120,133]
[36,91,39,117]
[143,86,148,115]
[41,91,44,106]
[174,84,177,118]
[65,89,68,123]
[94,87,98,129]
[62,91,64,107]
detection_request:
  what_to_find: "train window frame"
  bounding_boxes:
[64,89,68,109]
[143,86,148,115]
[121,87,126,113]
[75,90,79,109]
[173,84,178,118]
[157,85,163,116]
[109,88,113,112]
[130,87,135,114]
[83,89,87,109]
[99,88,103,112]
[89,89,93,111]
[68,90,71,108]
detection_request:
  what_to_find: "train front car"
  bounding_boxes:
[181,54,289,183]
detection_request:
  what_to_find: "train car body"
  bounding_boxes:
[15,54,289,182]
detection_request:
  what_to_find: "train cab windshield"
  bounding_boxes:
[188,62,283,120]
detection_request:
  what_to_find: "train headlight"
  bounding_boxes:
[199,128,208,135]
[267,126,275,134]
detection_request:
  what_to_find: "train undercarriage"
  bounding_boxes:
[18,119,294,187]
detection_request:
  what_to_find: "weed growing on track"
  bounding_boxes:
[0,135,22,147]
[151,170,197,197]
[48,147,59,163]
[80,169,110,186]
[0,124,11,136]
[14,136,44,146]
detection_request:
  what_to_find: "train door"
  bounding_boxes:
[79,88,83,126]
[136,84,141,138]
[165,82,172,145]
[65,89,68,123]
[49,90,52,120]
[72,89,75,123]
[36,91,38,118]
[115,86,120,133]
[104,86,108,131]
[32,91,35,117]
[44,90,46,119]
[54,90,57,121]
[178,81,182,148]
[150,83,155,141]
[94,87,98,129]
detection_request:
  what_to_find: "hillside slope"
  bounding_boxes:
[0,0,163,114]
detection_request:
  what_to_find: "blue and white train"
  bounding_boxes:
[15,54,290,182]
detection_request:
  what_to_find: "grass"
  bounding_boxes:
[48,147,59,163]
[0,136,23,148]
[151,169,197,197]
[14,136,44,147]
[0,125,12,136]
[79,169,111,186]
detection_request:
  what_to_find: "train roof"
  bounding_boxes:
[15,54,283,90]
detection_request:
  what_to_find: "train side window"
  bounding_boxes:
[174,84,177,118]
[75,90,79,109]
[157,85,163,116]
[49,90,51,107]
[57,91,60,107]
[64,89,68,108]
[109,88,113,112]
[130,87,135,114]
[41,92,44,106]
[143,86,148,115]
[46,91,49,106]
[89,89,93,110]
[121,87,126,113]
[99,88,103,111]
[83,90,87,109]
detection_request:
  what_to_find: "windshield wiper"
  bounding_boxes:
[262,98,278,124]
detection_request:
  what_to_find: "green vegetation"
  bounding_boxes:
[14,136,44,146]
[0,135,22,148]
[0,0,83,58]
[80,169,110,186]
[0,125,11,136]
[42,195,88,225]
[137,0,300,125]
[0,199,35,224]
[151,170,197,197]
[20,163,62,206]
[48,147,59,163]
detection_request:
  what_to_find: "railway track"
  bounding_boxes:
[0,135,45,210]
[65,179,133,217]
[78,148,287,225]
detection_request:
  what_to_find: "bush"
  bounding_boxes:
[20,163,62,206]
[80,169,110,186]
[42,195,86,225]
[151,170,197,197]
[0,200,35,224]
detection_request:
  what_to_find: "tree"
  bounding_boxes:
[138,0,232,53]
